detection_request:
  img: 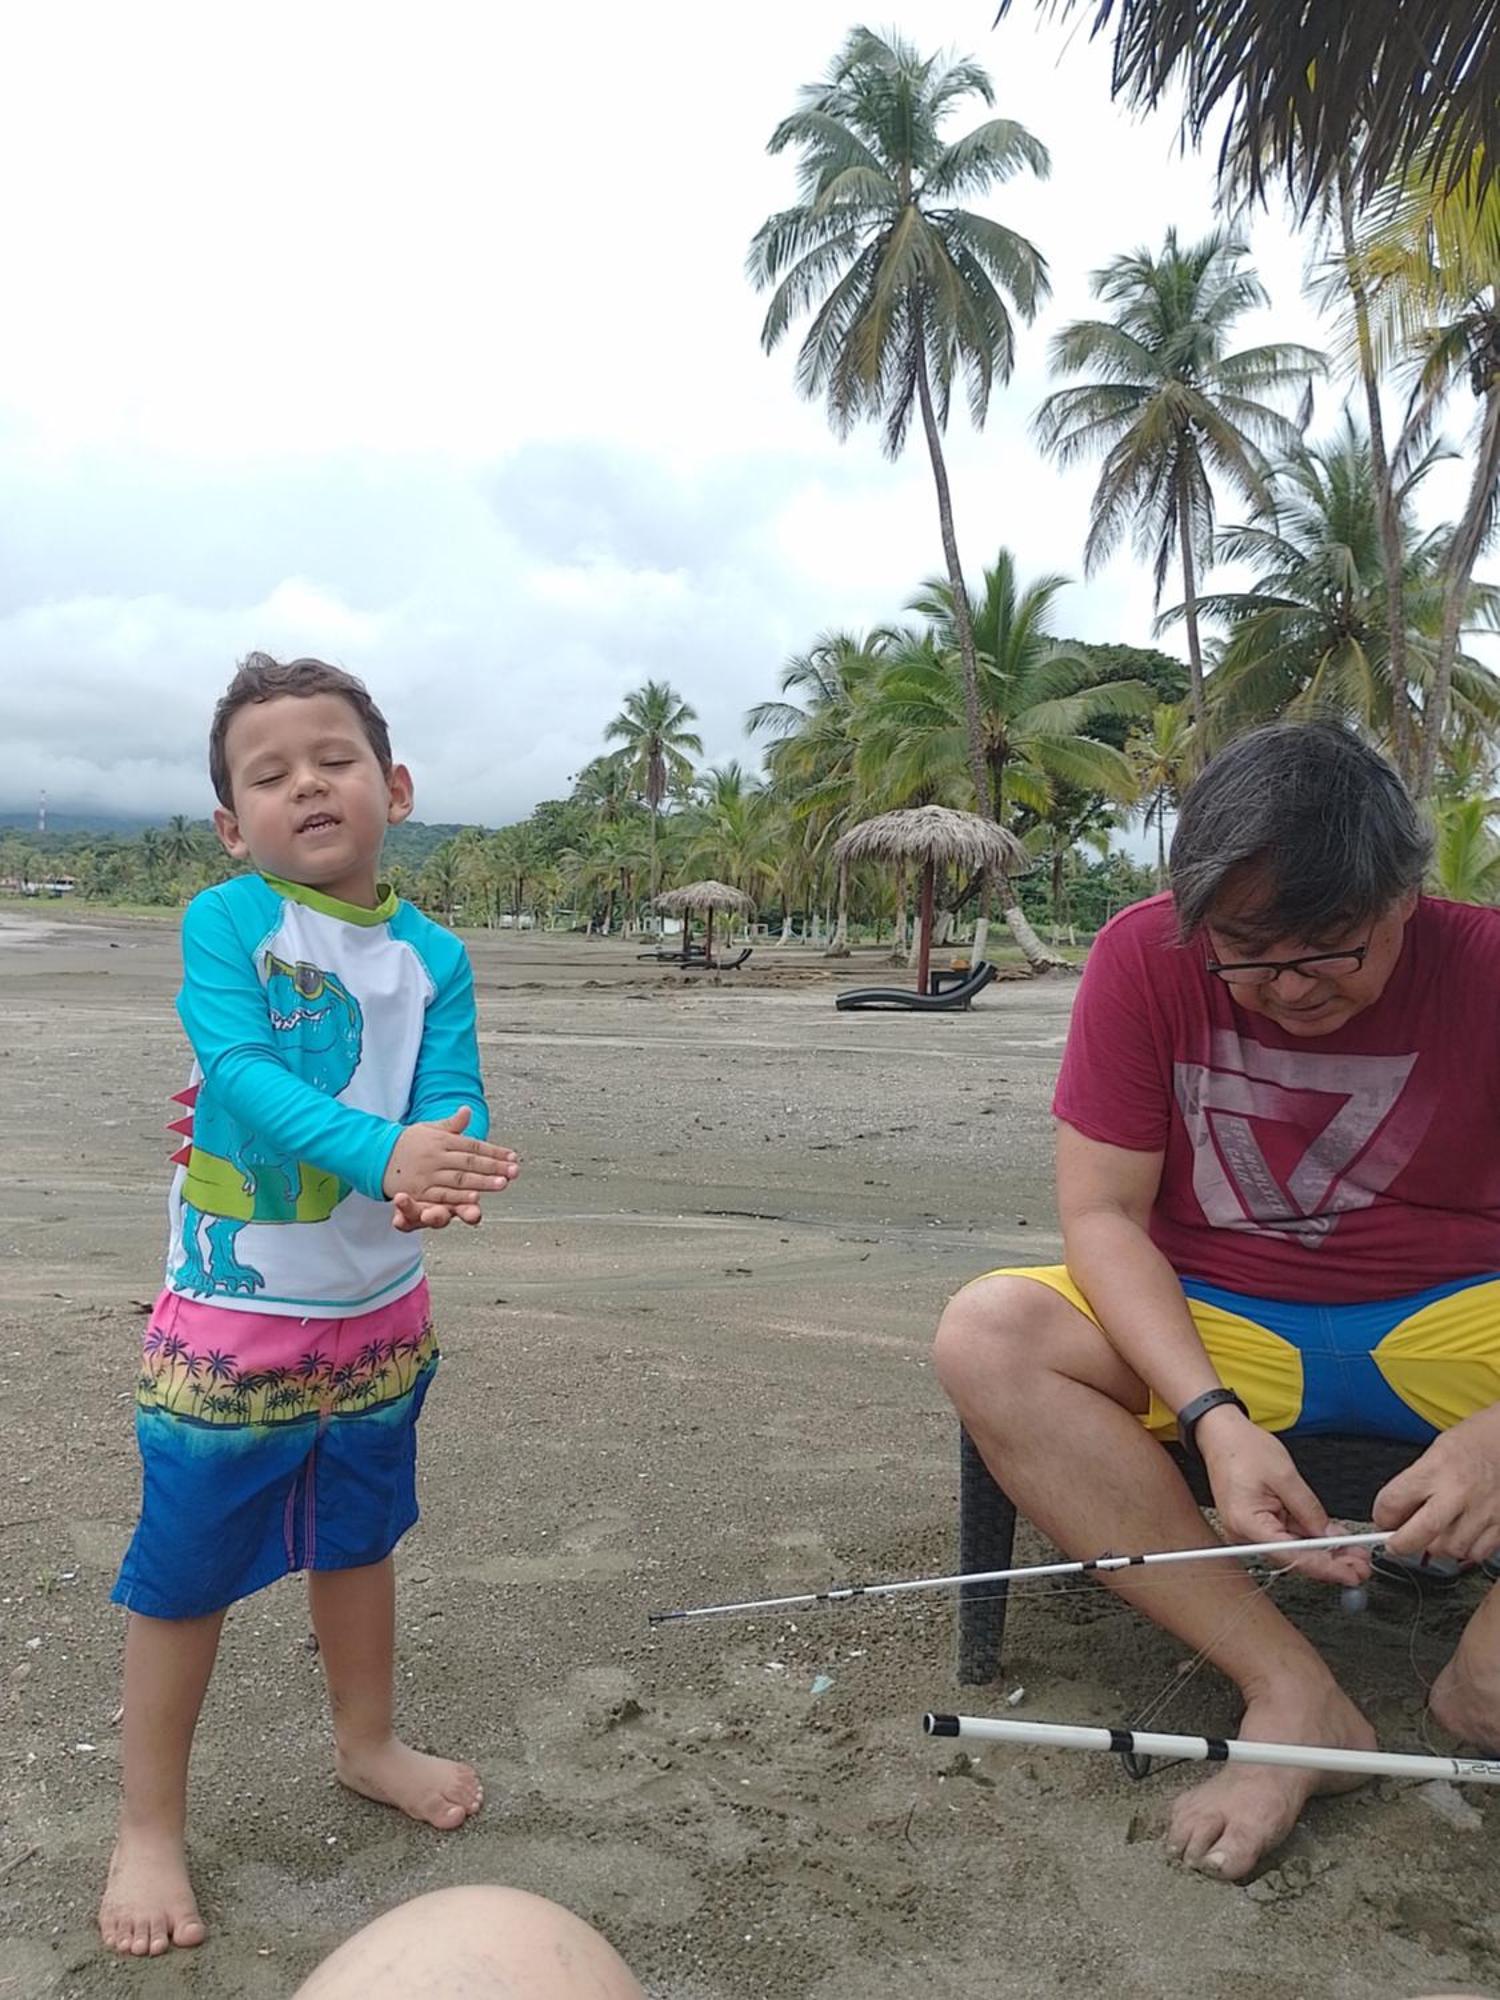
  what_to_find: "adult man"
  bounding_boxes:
[936,721,1500,1881]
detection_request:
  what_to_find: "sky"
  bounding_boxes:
[0,2,1480,828]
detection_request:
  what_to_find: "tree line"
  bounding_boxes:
[9,15,1500,949]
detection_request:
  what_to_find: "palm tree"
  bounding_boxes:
[1296,159,1420,781]
[491,823,546,928]
[856,552,1150,964]
[1033,228,1322,733]
[1430,792,1500,904]
[563,821,649,935]
[1188,418,1500,747]
[750,630,892,956]
[420,842,462,926]
[137,827,166,901]
[1126,702,1194,888]
[995,1,1500,211]
[451,827,497,925]
[1358,160,1500,796]
[604,681,703,908]
[1019,795,1119,938]
[682,766,774,906]
[162,814,201,871]
[571,754,634,823]
[748,630,889,783]
[761,802,819,944]
[750,26,1049,819]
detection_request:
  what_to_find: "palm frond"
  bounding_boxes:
[995,0,1500,209]
[923,118,1052,200]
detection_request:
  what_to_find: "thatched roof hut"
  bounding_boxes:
[655,880,755,916]
[832,806,1026,875]
[655,880,754,962]
[833,807,1027,994]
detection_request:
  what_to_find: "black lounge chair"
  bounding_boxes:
[638,943,708,963]
[679,946,754,971]
[836,960,998,1012]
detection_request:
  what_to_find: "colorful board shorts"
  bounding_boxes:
[984,1266,1500,1443]
[113,1279,438,1620]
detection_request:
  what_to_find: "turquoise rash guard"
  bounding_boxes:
[165,873,489,1315]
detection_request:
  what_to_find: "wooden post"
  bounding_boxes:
[916,858,935,995]
[705,906,715,967]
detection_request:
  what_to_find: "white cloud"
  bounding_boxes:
[0,1,1488,826]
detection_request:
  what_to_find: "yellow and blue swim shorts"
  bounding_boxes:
[991,1267,1500,1443]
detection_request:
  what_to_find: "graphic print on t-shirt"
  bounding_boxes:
[1173,1032,1430,1249]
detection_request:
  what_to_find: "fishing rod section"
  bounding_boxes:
[649,1530,1388,1626]
[922,1714,1500,1787]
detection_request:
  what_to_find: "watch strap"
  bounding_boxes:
[1176,1386,1249,1460]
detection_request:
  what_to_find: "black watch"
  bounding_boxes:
[1176,1387,1249,1462]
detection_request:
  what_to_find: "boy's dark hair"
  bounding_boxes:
[210,653,393,807]
[1169,719,1431,945]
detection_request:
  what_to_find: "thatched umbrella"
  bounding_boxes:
[655,880,754,966]
[833,806,1028,997]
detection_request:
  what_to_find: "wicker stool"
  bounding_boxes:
[956,1425,1429,1684]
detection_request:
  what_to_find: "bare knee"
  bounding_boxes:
[933,1276,1065,1419]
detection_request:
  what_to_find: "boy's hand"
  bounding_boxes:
[382,1108,519,1205]
[392,1191,479,1232]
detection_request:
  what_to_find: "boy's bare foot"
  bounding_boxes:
[1165,1678,1375,1881]
[334,1737,483,1829]
[98,1827,206,1956]
[1428,1648,1500,1750]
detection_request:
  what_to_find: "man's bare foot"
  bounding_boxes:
[334,1736,483,1830]
[1428,1649,1500,1750]
[1165,1679,1375,1881]
[98,1826,206,1956]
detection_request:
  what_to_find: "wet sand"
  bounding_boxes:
[3,918,1498,1998]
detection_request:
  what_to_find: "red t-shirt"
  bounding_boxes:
[1052,893,1500,1303]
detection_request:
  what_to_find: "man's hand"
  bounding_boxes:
[1373,1405,1500,1564]
[1198,1409,1372,1586]
[382,1108,520,1206]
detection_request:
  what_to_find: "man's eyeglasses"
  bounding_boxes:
[1204,940,1371,988]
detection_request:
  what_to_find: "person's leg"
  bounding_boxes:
[1430,1586,1500,1744]
[98,1607,225,1955]
[1360,1274,1500,1745]
[293,1886,646,1999]
[308,1557,482,1829]
[934,1274,1373,1879]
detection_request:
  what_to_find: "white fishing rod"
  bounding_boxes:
[647,1529,1386,1625]
[923,1712,1500,1786]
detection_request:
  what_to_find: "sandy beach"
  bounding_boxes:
[4,916,1499,1998]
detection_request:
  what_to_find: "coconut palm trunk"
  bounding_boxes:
[999,893,1055,965]
[914,339,995,821]
[1416,381,1500,798]
[890,863,909,963]
[1177,472,1207,736]
[971,872,991,966]
[1339,168,1414,782]
[825,859,850,957]
[917,353,1072,972]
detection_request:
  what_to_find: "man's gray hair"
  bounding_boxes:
[1170,721,1431,944]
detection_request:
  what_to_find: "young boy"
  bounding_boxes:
[99,654,520,1959]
